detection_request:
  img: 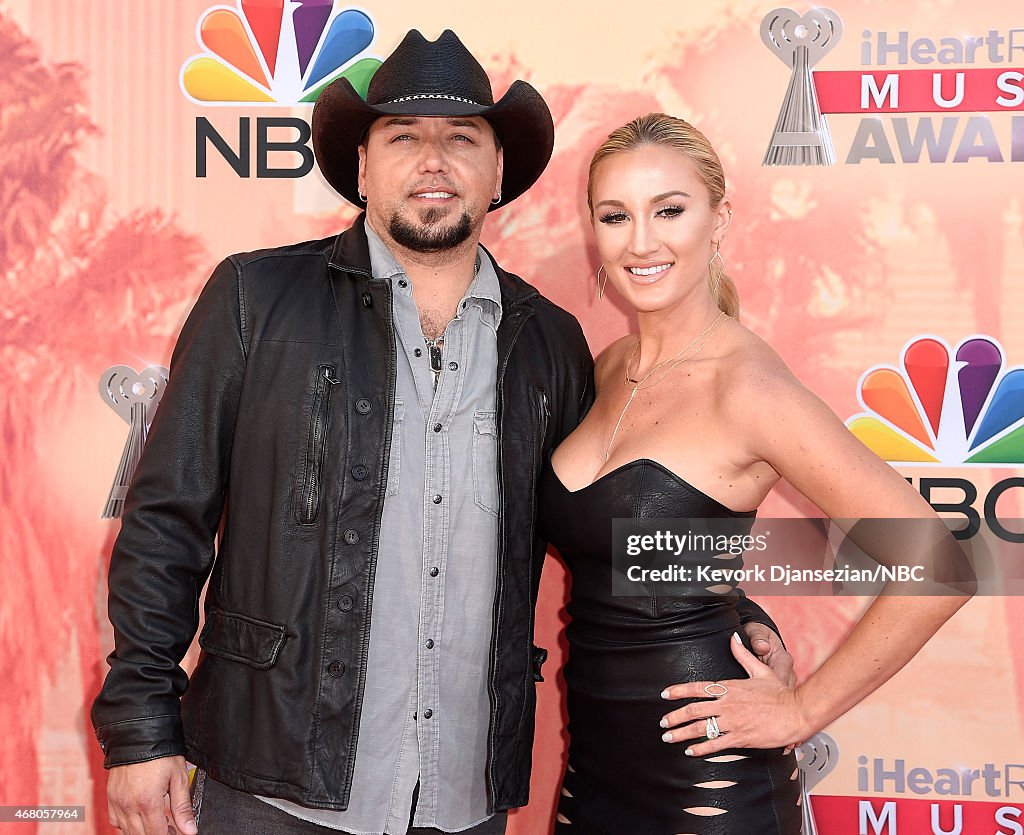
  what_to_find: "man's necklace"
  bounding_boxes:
[604,311,727,462]
[423,256,480,391]
[424,334,445,390]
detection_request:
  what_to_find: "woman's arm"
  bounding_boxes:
[659,357,972,754]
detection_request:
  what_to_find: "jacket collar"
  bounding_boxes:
[328,213,373,276]
[328,213,539,308]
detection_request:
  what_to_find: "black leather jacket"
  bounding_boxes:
[91,217,592,811]
[91,216,777,811]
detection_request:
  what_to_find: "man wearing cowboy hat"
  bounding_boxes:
[92,29,790,835]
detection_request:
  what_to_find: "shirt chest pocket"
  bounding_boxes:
[472,410,499,517]
[385,399,405,498]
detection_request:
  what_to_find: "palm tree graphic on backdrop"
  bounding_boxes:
[0,13,203,825]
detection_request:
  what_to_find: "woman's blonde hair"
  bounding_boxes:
[587,113,738,318]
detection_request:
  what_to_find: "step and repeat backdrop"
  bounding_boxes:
[2,0,1023,832]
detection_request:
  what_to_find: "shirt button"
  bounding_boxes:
[429,566,439,577]
[398,278,408,288]
[425,639,434,649]
[414,348,422,357]
[338,594,354,612]
[448,361,458,371]
[355,398,372,415]
[361,292,373,308]
[432,494,442,504]
[327,660,346,677]
[422,709,433,719]
[351,465,368,480]
[433,423,442,433]
[343,529,360,544]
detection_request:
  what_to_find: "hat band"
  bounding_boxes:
[385,93,484,106]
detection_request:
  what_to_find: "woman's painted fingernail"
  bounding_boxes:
[661,688,671,699]
[684,747,695,756]
[661,732,673,742]
[659,718,668,728]
[732,631,742,643]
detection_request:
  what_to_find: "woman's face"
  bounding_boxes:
[590,144,729,314]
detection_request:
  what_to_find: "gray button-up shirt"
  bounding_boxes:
[258,222,501,834]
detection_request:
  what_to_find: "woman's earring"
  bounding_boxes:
[708,241,724,297]
[597,265,608,301]
[709,240,725,269]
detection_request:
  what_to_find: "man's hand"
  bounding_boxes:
[107,756,197,835]
[742,621,795,688]
[742,622,800,754]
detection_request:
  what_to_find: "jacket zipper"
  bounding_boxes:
[300,364,338,524]
[536,388,550,450]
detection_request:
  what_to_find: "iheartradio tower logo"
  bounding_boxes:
[761,7,843,166]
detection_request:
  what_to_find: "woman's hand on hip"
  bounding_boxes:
[658,632,811,756]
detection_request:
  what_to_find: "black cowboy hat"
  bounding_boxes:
[311,29,554,210]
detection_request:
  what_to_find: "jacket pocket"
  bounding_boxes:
[472,409,499,516]
[385,399,405,497]
[199,608,287,670]
[295,364,338,525]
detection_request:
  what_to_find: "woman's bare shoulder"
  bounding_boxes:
[594,334,636,389]
[717,321,802,400]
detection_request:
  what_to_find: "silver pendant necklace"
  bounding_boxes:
[421,256,480,392]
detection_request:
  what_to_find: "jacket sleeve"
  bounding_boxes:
[735,591,785,646]
[557,316,595,445]
[90,257,246,767]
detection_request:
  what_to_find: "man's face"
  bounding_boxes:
[357,116,503,254]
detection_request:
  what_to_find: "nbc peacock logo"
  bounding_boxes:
[180,1,381,106]
[847,335,1024,466]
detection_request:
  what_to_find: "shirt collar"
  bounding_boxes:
[363,220,502,328]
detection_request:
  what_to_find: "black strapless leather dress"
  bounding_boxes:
[538,456,801,834]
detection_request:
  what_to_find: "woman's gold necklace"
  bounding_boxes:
[604,311,727,462]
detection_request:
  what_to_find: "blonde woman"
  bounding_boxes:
[537,113,968,833]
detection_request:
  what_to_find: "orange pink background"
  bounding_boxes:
[2,0,1022,832]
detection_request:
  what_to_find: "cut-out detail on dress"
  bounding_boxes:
[684,806,728,816]
[712,552,734,560]
[705,754,748,762]
[695,780,737,789]
[790,767,799,780]
[561,787,574,797]
[556,813,572,824]
[796,795,803,807]
[705,584,733,594]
